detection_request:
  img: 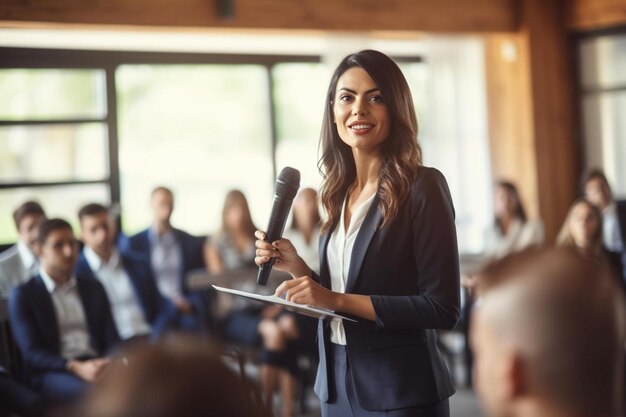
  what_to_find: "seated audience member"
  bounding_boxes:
[583,168,626,280]
[79,336,270,417]
[0,201,46,296]
[282,187,321,274]
[206,190,300,417]
[76,203,175,342]
[557,199,624,288]
[472,248,625,417]
[126,186,206,331]
[483,181,544,260]
[0,366,42,417]
[8,219,119,405]
[462,181,543,386]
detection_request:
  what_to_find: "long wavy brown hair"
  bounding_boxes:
[318,50,422,233]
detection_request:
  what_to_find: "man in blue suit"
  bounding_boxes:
[8,219,119,404]
[126,187,206,330]
[76,203,175,341]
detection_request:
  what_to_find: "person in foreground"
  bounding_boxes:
[471,247,625,417]
[78,336,270,417]
[8,219,119,405]
[256,49,460,417]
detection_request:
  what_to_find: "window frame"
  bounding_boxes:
[0,47,422,244]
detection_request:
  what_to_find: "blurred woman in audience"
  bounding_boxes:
[557,199,624,283]
[205,190,301,417]
[462,181,544,387]
[205,190,257,274]
[483,181,544,260]
[283,187,322,274]
[79,336,270,417]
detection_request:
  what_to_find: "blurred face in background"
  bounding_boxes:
[585,177,612,211]
[493,186,515,219]
[152,190,174,225]
[17,214,46,252]
[225,196,247,233]
[293,189,318,228]
[37,228,78,280]
[81,212,114,259]
[569,202,600,250]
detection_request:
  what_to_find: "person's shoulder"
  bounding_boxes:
[0,245,19,265]
[11,274,41,298]
[409,166,452,200]
[411,166,447,189]
[128,229,149,241]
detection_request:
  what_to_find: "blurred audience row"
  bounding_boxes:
[1,167,624,417]
[0,186,322,417]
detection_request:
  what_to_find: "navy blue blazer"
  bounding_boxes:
[75,250,176,338]
[8,274,119,375]
[313,167,460,411]
[125,228,205,294]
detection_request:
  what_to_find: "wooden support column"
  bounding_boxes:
[486,0,579,242]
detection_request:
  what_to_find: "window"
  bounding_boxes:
[0,67,111,243]
[579,31,626,197]
[273,63,328,190]
[116,64,274,235]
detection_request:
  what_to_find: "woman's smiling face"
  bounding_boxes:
[333,67,390,153]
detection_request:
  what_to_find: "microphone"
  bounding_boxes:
[257,167,301,286]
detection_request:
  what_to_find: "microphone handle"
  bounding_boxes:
[257,194,294,285]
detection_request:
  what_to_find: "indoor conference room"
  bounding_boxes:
[1,1,625,416]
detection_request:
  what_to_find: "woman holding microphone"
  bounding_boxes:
[255,50,460,417]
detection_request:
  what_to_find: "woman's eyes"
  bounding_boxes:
[337,94,384,103]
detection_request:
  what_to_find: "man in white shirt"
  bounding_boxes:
[76,203,173,341]
[0,201,46,297]
[8,219,119,404]
[583,169,626,280]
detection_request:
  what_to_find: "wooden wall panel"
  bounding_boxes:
[485,34,539,219]
[567,0,626,31]
[520,0,579,241]
[0,0,518,32]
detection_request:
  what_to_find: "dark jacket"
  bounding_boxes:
[75,250,176,339]
[8,274,119,376]
[125,228,205,294]
[313,167,461,411]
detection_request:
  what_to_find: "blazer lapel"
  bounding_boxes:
[345,195,382,294]
[32,276,61,352]
[318,232,332,289]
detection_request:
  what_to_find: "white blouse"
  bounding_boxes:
[327,192,376,345]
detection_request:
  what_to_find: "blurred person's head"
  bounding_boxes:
[79,203,114,260]
[557,199,603,254]
[471,248,624,417]
[290,188,321,231]
[221,190,256,237]
[319,49,422,233]
[582,169,613,211]
[35,218,78,281]
[80,336,270,417]
[13,201,46,252]
[151,187,174,227]
[493,181,527,228]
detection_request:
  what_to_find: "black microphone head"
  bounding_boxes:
[275,167,300,200]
